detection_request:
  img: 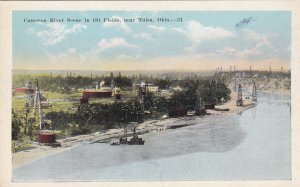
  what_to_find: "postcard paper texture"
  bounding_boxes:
[1,1,300,187]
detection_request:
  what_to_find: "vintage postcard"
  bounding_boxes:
[1,1,300,187]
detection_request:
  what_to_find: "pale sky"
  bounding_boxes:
[13,11,291,71]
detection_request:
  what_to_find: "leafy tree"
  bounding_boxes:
[12,110,21,140]
[154,79,171,89]
[154,96,169,113]
[144,93,155,112]
[75,104,97,128]
[45,111,73,130]
[215,81,231,102]
[169,78,231,109]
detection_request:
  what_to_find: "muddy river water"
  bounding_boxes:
[13,92,291,181]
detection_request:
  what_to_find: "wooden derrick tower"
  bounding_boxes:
[195,88,205,116]
[252,81,257,101]
[33,79,45,129]
[236,84,243,106]
[137,82,145,116]
[32,79,60,146]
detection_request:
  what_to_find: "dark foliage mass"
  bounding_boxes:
[12,110,21,140]
[44,99,144,135]
[169,79,231,109]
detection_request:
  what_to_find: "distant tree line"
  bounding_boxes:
[13,74,133,94]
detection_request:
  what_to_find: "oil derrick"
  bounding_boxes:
[120,123,128,144]
[119,83,145,145]
[137,82,145,121]
[195,88,205,116]
[207,79,217,109]
[33,79,60,145]
[33,79,45,129]
[22,81,34,108]
[233,79,237,92]
[252,81,257,101]
[236,83,243,106]
[111,78,121,100]
[110,78,115,90]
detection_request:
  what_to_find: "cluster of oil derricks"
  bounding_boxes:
[111,82,148,146]
[32,78,145,147]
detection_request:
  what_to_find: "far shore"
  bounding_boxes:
[12,89,290,169]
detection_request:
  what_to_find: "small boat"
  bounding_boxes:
[128,135,145,145]
[117,126,145,145]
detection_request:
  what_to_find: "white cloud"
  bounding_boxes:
[36,23,87,46]
[148,25,165,32]
[97,38,137,52]
[47,48,78,60]
[217,44,266,59]
[83,37,137,60]
[103,16,131,33]
[217,30,274,59]
[171,27,187,34]
[68,48,77,54]
[186,20,235,43]
[217,47,250,58]
[242,29,272,48]
[172,20,235,54]
[133,33,153,41]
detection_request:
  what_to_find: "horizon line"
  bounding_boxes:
[13,68,291,72]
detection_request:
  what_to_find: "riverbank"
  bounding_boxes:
[12,91,259,169]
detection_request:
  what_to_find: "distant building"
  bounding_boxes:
[147,85,159,93]
[82,87,112,98]
[160,89,171,98]
[171,86,183,92]
[15,87,35,94]
[132,82,159,94]
[15,81,35,94]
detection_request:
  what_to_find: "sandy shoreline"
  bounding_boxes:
[13,89,289,169]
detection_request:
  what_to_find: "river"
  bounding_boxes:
[13,92,291,181]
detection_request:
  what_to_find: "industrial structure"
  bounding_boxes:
[195,88,206,116]
[15,87,35,94]
[252,82,257,101]
[133,82,159,94]
[236,83,243,106]
[204,79,217,109]
[118,83,145,145]
[14,81,35,94]
[82,87,112,98]
[33,79,60,146]
[82,81,112,99]
[20,81,52,109]
[81,80,122,101]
